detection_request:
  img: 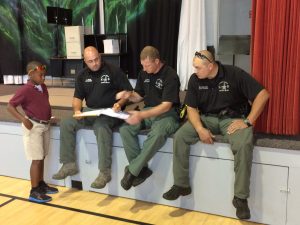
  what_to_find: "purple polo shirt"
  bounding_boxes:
[9,81,51,121]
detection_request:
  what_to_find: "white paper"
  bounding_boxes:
[103,39,119,53]
[73,108,129,120]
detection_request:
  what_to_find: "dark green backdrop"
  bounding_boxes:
[0,0,98,76]
[0,0,181,79]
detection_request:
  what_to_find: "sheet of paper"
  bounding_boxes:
[100,108,130,120]
[73,109,103,117]
[73,108,129,120]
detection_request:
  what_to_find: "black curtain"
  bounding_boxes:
[127,0,182,78]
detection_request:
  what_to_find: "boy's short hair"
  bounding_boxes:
[26,61,43,74]
[140,46,160,61]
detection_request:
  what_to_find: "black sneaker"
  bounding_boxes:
[121,167,136,190]
[163,185,192,200]
[29,187,52,203]
[39,181,59,194]
[232,196,251,220]
[132,167,153,187]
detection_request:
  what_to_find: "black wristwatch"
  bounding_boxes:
[243,118,252,127]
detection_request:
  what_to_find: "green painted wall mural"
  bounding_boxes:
[0,1,21,59]
[0,0,97,74]
[0,0,175,77]
[104,0,146,33]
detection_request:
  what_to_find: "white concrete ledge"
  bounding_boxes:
[1,121,299,225]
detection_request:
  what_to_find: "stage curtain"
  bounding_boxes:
[251,0,300,135]
[127,0,182,78]
[176,0,206,90]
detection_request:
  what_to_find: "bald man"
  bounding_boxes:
[163,50,269,220]
[53,46,133,189]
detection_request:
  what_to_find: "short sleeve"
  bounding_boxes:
[184,75,198,108]
[73,69,86,100]
[9,88,25,107]
[134,71,145,97]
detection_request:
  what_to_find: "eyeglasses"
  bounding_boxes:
[28,65,46,74]
[194,51,212,63]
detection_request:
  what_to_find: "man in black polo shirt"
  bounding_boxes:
[117,46,180,191]
[52,46,133,189]
[163,50,269,220]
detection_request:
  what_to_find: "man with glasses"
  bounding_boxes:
[52,46,133,189]
[163,50,269,220]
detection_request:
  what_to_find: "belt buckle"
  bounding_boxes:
[40,119,49,124]
[30,117,49,124]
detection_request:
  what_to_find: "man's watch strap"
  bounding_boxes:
[244,118,252,127]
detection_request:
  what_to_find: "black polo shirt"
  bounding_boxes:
[185,61,264,114]
[74,61,133,109]
[135,64,180,107]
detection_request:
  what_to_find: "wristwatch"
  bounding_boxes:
[243,118,252,127]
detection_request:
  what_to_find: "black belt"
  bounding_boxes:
[28,117,50,124]
[203,111,243,119]
[204,113,219,117]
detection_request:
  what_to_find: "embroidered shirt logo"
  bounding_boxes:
[85,78,92,83]
[218,81,230,92]
[155,79,163,89]
[199,85,209,90]
[144,79,150,83]
[101,74,110,84]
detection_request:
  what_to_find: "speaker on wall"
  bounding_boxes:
[47,7,72,25]
[50,58,63,77]
[63,59,84,77]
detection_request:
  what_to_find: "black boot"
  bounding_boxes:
[163,185,191,200]
[132,167,153,187]
[232,196,251,220]
[121,167,136,190]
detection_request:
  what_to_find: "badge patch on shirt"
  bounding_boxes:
[199,85,209,90]
[101,74,110,84]
[85,78,92,83]
[155,78,163,89]
[218,81,230,92]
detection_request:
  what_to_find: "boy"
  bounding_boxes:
[7,61,58,203]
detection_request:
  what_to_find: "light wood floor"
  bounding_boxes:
[0,176,263,225]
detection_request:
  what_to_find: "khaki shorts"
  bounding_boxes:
[22,120,50,160]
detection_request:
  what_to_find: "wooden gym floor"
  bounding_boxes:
[0,176,262,225]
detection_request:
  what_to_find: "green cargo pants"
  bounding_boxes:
[59,107,123,172]
[173,115,253,199]
[119,108,180,176]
